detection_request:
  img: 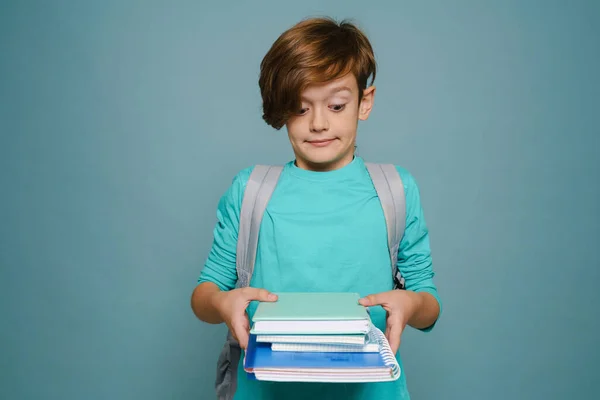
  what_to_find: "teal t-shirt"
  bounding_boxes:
[198,156,442,400]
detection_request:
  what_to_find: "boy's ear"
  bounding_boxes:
[358,86,376,121]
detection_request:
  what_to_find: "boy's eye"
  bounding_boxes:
[298,108,309,115]
[330,104,346,112]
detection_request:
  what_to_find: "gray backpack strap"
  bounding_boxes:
[365,163,406,289]
[215,164,283,400]
[235,165,284,288]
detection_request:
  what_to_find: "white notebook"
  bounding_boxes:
[270,328,380,353]
[256,334,366,346]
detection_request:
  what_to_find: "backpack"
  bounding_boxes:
[214,162,407,400]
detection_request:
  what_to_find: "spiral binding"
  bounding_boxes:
[370,324,401,378]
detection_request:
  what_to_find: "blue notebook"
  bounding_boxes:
[243,325,401,383]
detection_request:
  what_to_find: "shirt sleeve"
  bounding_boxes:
[197,167,253,291]
[396,166,442,332]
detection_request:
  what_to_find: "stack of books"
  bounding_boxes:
[243,292,401,383]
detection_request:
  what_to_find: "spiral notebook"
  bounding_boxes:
[244,324,400,383]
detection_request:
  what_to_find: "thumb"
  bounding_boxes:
[359,293,385,307]
[242,287,278,302]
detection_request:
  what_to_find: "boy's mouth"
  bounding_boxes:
[306,138,336,147]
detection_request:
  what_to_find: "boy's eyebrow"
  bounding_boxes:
[301,86,353,101]
[329,86,353,94]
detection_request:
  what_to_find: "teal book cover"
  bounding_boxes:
[252,292,369,321]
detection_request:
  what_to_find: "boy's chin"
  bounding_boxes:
[297,153,351,171]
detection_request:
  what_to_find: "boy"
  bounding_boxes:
[191,17,442,400]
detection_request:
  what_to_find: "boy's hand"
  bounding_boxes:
[358,290,420,355]
[214,287,278,349]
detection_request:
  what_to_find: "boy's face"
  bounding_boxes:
[285,73,375,171]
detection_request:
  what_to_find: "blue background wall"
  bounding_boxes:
[1,1,598,399]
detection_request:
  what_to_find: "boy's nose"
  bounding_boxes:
[309,111,329,132]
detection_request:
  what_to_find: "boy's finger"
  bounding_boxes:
[232,322,250,349]
[242,287,278,302]
[388,322,403,355]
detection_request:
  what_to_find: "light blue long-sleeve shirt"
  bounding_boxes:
[198,156,442,399]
